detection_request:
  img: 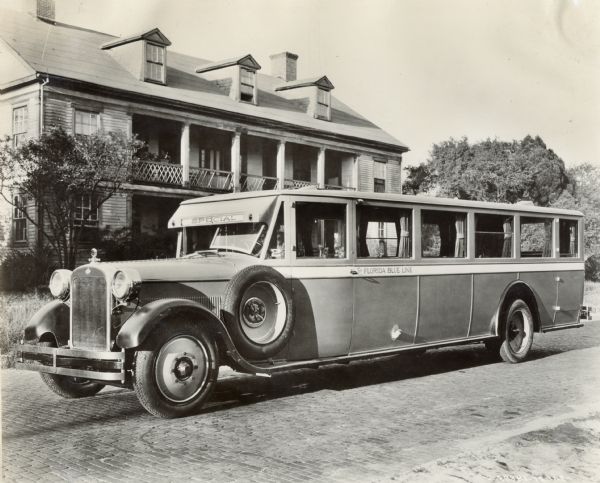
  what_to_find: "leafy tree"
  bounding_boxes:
[403,136,569,206]
[0,128,144,269]
[552,163,600,257]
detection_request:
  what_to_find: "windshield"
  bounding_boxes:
[180,223,267,257]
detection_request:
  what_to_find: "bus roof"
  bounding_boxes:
[180,189,583,217]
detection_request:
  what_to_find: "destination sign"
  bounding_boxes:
[181,213,246,226]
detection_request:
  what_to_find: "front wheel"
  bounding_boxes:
[499,299,534,363]
[133,321,219,418]
[39,342,105,398]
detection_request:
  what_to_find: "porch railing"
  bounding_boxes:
[240,174,280,192]
[189,167,234,191]
[132,160,183,186]
[284,179,318,189]
[324,184,357,191]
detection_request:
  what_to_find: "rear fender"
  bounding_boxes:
[116,298,229,350]
[492,281,541,335]
[23,299,69,346]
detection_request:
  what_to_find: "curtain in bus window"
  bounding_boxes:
[399,214,411,258]
[502,218,513,257]
[454,216,466,257]
[543,220,552,257]
[569,225,576,256]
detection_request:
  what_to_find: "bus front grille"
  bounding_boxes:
[71,274,108,350]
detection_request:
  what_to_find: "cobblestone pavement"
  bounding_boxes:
[2,323,600,482]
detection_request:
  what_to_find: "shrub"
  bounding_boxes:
[0,247,54,292]
[585,254,600,282]
[99,228,176,261]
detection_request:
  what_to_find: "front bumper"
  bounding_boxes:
[16,344,126,383]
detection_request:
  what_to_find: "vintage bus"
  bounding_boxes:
[17,190,588,417]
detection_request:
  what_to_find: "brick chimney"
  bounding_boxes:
[37,0,55,22]
[270,52,298,82]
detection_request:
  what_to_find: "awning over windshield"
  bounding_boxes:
[167,196,279,228]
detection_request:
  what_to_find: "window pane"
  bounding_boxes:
[13,106,28,145]
[475,214,513,258]
[317,88,329,106]
[75,110,98,135]
[240,69,254,85]
[559,219,578,257]
[357,205,411,258]
[267,203,285,259]
[422,210,467,258]
[520,217,552,258]
[296,202,346,258]
[374,178,386,193]
[373,161,386,179]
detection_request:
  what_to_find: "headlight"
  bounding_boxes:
[49,270,72,300]
[112,269,141,301]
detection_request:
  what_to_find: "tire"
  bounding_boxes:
[39,342,105,398]
[499,299,534,363]
[133,320,219,418]
[222,265,294,360]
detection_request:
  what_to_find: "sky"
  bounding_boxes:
[20,0,600,168]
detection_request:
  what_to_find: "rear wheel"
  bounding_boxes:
[499,299,534,363]
[133,321,219,418]
[39,342,105,398]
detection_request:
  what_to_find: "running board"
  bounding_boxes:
[542,323,584,333]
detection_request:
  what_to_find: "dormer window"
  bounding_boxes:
[316,88,330,120]
[145,43,165,83]
[240,68,256,103]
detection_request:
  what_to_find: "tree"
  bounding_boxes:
[403,136,569,206]
[0,128,144,269]
[552,163,600,257]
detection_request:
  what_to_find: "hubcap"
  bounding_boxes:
[155,336,209,403]
[240,282,287,345]
[508,311,528,353]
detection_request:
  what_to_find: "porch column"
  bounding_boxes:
[180,121,190,186]
[231,131,242,192]
[276,140,286,189]
[317,147,326,189]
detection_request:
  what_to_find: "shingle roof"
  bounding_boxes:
[0,9,408,152]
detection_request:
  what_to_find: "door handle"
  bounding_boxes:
[350,269,358,275]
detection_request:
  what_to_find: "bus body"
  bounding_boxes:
[17,190,587,417]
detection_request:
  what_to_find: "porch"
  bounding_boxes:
[131,114,357,193]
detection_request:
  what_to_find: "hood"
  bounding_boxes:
[95,255,253,282]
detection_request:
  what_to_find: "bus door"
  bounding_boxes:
[287,198,354,359]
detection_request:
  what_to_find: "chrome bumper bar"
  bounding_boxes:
[16,344,126,382]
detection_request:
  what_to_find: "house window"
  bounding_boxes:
[145,43,165,83]
[240,68,255,103]
[12,106,28,147]
[13,194,27,242]
[74,195,99,227]
[316,88,330,119]
[75,110,99,136]
[374,160,386,192]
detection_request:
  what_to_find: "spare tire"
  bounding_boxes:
[222,265,294,360]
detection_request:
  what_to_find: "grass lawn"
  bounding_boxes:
[1,282,599,364]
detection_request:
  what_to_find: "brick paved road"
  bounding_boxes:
[2,323,600,482]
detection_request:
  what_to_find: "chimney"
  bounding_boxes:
[270,52,298,82]
[37,0,55,22]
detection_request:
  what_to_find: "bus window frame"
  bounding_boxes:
[290,196,353,266]
[518,213,556,260]
[259,195,294,266]
[354,200,415,263]
[472,210,516,261]
[555,216,582,259]
[418,205,471,262]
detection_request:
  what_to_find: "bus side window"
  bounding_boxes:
[295,202,346,258]
[520,217,553,258]
[475,214,513,258]
[356,205,412,258]
[421,210,467,258]
[559,219,578,257]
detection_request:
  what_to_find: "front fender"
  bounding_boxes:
[23,299,70,346]
[115,298,227,350]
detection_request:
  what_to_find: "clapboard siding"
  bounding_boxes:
[44,95,72,132]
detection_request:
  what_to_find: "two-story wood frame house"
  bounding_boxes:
[0,0,408,253]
